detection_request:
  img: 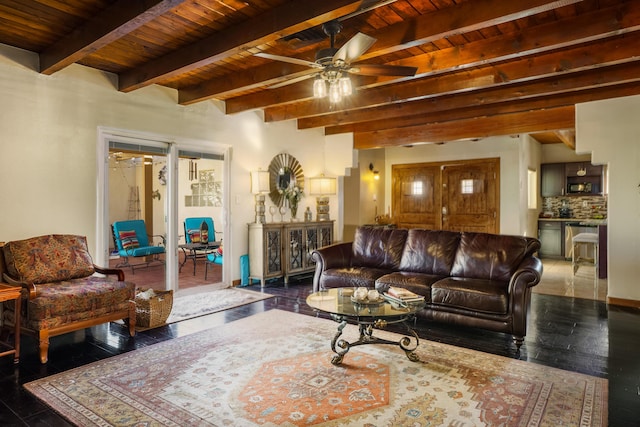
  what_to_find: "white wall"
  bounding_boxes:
[522,134,542,238]
[0,43,351,284]
[384,136,523,235]
[577,95,640,302]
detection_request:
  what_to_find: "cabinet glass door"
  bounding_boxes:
[265,228,282,276]
[286,226,305,273]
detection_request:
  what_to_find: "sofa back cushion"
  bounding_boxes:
[399,229,461,275]
[3,234,95,284]
[450,232,539,281]
[352,226,408,270]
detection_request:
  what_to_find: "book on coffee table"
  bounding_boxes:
[383,287,425,306]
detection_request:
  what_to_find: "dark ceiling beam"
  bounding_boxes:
[275,31,640,124]
[353,0,584,60]
[226,1,640,116]
[308,59,640,131]
[324,82,640,135]
[40,0,186,75]
[118,0,365,92]
[181,0,584,105]
[359,0,640,86]
[353,106,575,149]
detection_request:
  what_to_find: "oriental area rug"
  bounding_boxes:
[25,310,607,426]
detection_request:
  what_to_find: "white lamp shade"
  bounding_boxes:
[309,176,336,195]
[251,170,270,194]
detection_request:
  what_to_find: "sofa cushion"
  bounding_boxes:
[399,229,460,275]
[450,232,531,281]
[375,272,438,302]
[352,226,408,270]
[431,277,509,314]
[319,267,391,289]
[3,234,95,284]
[2,276,134,330]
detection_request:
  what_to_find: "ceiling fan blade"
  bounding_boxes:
[267,73,316,89]
[333,32,376,64]
[349,64,418,77]
[255,52,321,69]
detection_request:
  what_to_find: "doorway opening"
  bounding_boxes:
[97,128,230,293]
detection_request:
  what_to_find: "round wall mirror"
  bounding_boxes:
[268,153,304,207]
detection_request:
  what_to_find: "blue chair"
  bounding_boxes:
[112,220,165,273]
[181,217,222,275]
[205,248,223,280]
[184,217,217,244]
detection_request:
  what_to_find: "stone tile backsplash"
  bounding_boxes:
[542,195,607,219]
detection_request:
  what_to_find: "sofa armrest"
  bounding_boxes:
[510,256,543,291]
[94,264,126,281]
[311,242,353,292]
[509,256,543,338]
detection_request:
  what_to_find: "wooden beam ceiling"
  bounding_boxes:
[1,0,639,147]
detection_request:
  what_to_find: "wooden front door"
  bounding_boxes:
[392,164,441,230]
[392,158,499,233]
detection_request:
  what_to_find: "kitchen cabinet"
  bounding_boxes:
[541,162,604,197]
[541,163,565,197]
[565,162,602,177]
[538,220,564,258]
[248,221,334,286]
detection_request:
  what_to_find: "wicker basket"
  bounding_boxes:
[135,289,173,328]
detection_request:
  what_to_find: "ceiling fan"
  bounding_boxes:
[255,20,417,102]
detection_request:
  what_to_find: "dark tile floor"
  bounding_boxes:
[1,273,639,426]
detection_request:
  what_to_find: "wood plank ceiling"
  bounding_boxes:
[1,0,638,149]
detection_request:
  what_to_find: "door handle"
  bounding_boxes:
[442,206,448,215]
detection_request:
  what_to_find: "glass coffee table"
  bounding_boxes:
[306,288,424,365]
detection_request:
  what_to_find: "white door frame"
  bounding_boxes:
[96,126,231,290]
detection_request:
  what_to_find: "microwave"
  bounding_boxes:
[567,182,597,194]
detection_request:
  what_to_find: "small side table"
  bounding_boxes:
[0,283,21,364]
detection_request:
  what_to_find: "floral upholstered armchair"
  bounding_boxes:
[0,234,136,363]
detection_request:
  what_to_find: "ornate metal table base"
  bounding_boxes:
[329,314,420,365]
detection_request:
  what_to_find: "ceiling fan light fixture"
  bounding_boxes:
[328,81,342,103]
[339,76,352,96]
[313,76,327,98]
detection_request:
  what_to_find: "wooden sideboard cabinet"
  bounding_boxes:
[248,220,334,287]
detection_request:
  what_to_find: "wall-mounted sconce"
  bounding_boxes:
[369,163,380,180]
[251,170,270,223]
[309,175,337,221]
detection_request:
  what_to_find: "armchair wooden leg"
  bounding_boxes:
[38,330,50,364]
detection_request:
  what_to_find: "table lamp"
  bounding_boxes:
[251,170,270,223]
[309,175,336,221]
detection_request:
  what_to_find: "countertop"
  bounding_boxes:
[538,218,607,225]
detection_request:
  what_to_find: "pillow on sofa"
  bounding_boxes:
[118,230,139,250]
[3,234,95,284]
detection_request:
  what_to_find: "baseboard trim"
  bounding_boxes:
[607,296,640,308]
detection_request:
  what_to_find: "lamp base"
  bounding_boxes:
[315,196,330,221]
[255,194,266,224]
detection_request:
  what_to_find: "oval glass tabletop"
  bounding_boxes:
[306,288,423,318]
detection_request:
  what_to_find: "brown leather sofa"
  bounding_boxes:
[312,226,543,350]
